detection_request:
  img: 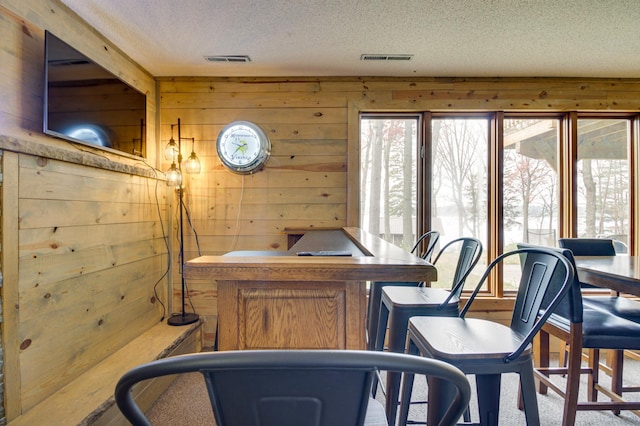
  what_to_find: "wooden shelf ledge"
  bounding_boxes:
[8,321,203,426]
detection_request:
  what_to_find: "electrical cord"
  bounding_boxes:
[229,174,245,251]
[138,160,170,322]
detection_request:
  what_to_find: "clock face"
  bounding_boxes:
[216,121,270,174]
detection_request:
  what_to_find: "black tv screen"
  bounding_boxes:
[43,31,146,157]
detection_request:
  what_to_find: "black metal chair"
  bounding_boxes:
[410,230,441,261]
[399,247,575,426]
[522,244,640,425]
[373,237,482,425]
[366,230,440,351]
[115,349,472,426]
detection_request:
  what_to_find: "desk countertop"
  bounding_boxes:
[184,227,436,283]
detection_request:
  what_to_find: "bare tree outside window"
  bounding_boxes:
[577,119,629,251]
[503,119,559,289]
[360,117,418,251]
[431,118,488,289]
[503,119,559,248]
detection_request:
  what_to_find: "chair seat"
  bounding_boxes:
[408,316,532,366]
[582,296,640,320]
[381,286,459,309]
[547,306,640,350]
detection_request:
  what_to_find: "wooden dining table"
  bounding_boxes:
[574,256,640,297]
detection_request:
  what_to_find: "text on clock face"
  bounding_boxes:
[223,136,259,161]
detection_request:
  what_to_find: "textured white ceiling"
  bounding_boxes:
[59,0,640,78]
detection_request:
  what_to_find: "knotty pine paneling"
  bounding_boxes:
[15,153,170,412]
[160,76,640,350]
[0,0,162,420]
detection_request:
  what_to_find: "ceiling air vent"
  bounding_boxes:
[204,55,251,63]
[360,54,413,61]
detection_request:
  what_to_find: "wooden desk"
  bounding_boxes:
[184,227,436,350]
[574,256,640,297]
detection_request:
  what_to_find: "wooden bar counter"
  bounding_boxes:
[184,227,436,350]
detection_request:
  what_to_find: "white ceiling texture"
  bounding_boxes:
[60,0,640,78]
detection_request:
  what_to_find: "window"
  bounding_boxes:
[576,118,630,253]
[503,117,560,289]
[360,115,419,252]
[359,112,637,296]
[431,117,488,289]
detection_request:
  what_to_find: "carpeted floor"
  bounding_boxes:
[146,355,640,425]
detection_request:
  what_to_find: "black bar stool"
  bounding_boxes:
[373,237,482,425]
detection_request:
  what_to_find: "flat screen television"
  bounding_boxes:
[43,31,146,157]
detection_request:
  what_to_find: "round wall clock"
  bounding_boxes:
[216,121,271,174]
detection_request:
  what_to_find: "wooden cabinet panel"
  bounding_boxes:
[239,286,345,349]
[218,280,366,351]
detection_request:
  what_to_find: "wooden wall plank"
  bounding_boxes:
[19,222,166,258]
[2,151,23,419]
[158,75,640,349]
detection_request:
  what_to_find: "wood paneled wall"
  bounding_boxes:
[2,0,640,418]
[0,0,163,420]
[159,76,640,347]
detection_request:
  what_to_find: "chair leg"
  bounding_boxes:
[562,330,583,426]
[366,282,383,351]
[558,342,567,367]
[384,309,412,426]
[371,302,390,397]
[608,349,624,415]
[399,340,419,426]
[476,374,501,426]
[519,364,541,426]
[533,330,550,395]
[587,349,600,402]
[609,349,624,395]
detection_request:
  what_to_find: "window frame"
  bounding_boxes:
[354,109,640,298]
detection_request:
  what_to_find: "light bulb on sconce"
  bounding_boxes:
[183,138,201,174]
[165,162,182,187]
[164,137,178,161]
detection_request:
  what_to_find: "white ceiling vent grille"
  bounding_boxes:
[360,54,413,61]
[204,55,251,63]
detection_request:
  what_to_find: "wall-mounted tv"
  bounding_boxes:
[43,31,146,158]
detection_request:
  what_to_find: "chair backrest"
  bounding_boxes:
[518,243,584,324]
[557,238,615,290]
[115,350,471,426]
[460,246,575,362]
[432,237,483,300]
[558,238,616,256]
[410,230,440,262]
